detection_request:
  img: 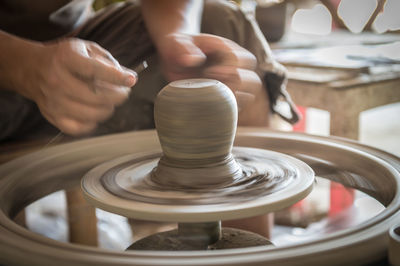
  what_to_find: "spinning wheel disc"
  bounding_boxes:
[82,147,314,222]
[0,129,399,265]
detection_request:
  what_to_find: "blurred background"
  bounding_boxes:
[250,0,400,246]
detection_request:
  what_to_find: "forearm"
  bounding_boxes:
[141,0,203,49]
[0,31,44,98]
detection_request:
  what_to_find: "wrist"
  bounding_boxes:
[0,32,46,99]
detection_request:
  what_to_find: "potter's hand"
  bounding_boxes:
[158,33,269,126]
[17,38,136,135]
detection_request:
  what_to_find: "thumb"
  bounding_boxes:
[170,35,207,67]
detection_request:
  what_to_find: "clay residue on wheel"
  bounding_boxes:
[100,147,299,205]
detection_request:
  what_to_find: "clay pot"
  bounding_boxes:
[152,79,242,187]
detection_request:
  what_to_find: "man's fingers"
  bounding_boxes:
[83,57,135,86]
[166,34,207,67]
[194,34,256,69]
[92,79,131,105]
[235,91,255,111]
[59,70,130,107]
[176,39,206,67]
[41,109,98,136]
[64,41,136,87]
[57,117,98,136]
[88,42,140,88]
[40,98,115,136]
[204,65,262,96]
[87,42,121,69]
[59,98,115,124]
[38,39,137,136]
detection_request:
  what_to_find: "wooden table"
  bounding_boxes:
[273,31,400,140]
[286,65,400,140]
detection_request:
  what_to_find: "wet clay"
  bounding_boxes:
[100,147,302,205]
[153,79,240,187]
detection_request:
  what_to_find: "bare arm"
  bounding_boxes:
[141,0,202,45]
[141,0,205,68]
[0,31,136,135]
[0,31,43,97]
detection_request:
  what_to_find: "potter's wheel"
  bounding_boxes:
[81,79,314,223]
[0,129,400,265]
[82,146,314,222]
[80,79,315,250]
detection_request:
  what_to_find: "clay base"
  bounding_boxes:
[127,227,273,251]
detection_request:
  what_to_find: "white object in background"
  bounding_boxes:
[338,0,377,33]
[373,0,400,33]
[291,4,332,35]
